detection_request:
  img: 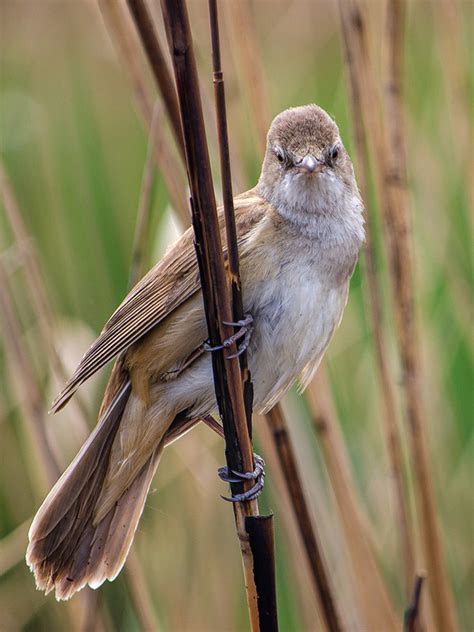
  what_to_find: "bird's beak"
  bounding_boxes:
[299,155,324,174]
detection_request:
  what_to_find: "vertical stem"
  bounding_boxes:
[266,406,342,632]
[126,0,185,159]
[338,1,415,595]
[338,1,458,628]
[404,573,426,632]
[0,261,107,630]
[208,0,253,429]
[384,2,457,628]
[99,0,190,225]
[160,1,277,629]
[0,263,61,486]
[307,370,399,631]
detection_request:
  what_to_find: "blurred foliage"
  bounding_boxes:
[0,0,472,630]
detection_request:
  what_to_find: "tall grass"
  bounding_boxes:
[0,1,472,630]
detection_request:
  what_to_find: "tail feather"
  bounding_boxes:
[30,382,131,542]
[26,381,165,600]
[91,446,162,586]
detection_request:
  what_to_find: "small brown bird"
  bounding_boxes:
[27,104,364,599]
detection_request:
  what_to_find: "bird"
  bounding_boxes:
[26,104,365,600]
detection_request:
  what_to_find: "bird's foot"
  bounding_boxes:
[218,453,265,502]
[203,313,253,359]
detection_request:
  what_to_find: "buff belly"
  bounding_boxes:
[159,269,348,419]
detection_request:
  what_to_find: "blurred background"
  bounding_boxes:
[0,0,472,630]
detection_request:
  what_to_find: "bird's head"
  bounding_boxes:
[257,105,360,223]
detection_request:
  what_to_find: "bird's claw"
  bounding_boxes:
[218,453,265,502]
[203,313,253,358]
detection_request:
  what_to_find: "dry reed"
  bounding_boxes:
[126,0,184,158]
[404,573,426,632]
[265,405,343,631]
[338,0,415,595]
[307,370,399,631]
[221,1,271,157]
[160,1,277,628]
[337,0,458,628]
[99,0,190,226]
[0,258,104,630]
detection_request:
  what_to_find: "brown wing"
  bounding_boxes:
[51,192,266,412]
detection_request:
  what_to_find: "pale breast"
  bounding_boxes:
[243,247,349,413]
[161,210,358,420]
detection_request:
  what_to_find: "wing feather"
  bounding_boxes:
[50,193,265,413]
[51,227,199,412]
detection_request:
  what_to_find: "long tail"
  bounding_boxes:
[26,381,164,600]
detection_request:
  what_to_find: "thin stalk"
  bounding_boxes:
[338,2,414,595]
[265,405,343,632]
[208,0,253,430]
[337,1,457,628]
[160,1,277,629]
[79,591,103,632]
[124,553,159,632]
[307,369,399,631]
[252,416,331,630]
[205,412,339,628]
[404,573,426,632]
[159,0,254,509]
[209,3,278,624]
[125,0,184,159]
[99,0,189,226]
[385,5,456,625]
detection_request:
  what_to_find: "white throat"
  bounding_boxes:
[260,171,365,247]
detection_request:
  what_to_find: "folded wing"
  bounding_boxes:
[51,226,200,412]
[50,193,266,413]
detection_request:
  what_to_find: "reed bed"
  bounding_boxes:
[0,1,471,630]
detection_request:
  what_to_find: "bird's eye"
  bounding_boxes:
[329,143,341,163]
[275,147,285,163]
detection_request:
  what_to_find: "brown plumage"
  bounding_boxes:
[27,105,364,600]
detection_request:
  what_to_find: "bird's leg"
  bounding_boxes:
[202,416,266,502]
[202,415,225,438]
[203,313,253,358]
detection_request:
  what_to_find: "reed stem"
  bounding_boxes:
[338,1,415,595]
[337,1,457,627]
[126,0,184,158]
[265,405,342,631]
[160,1,277,628]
